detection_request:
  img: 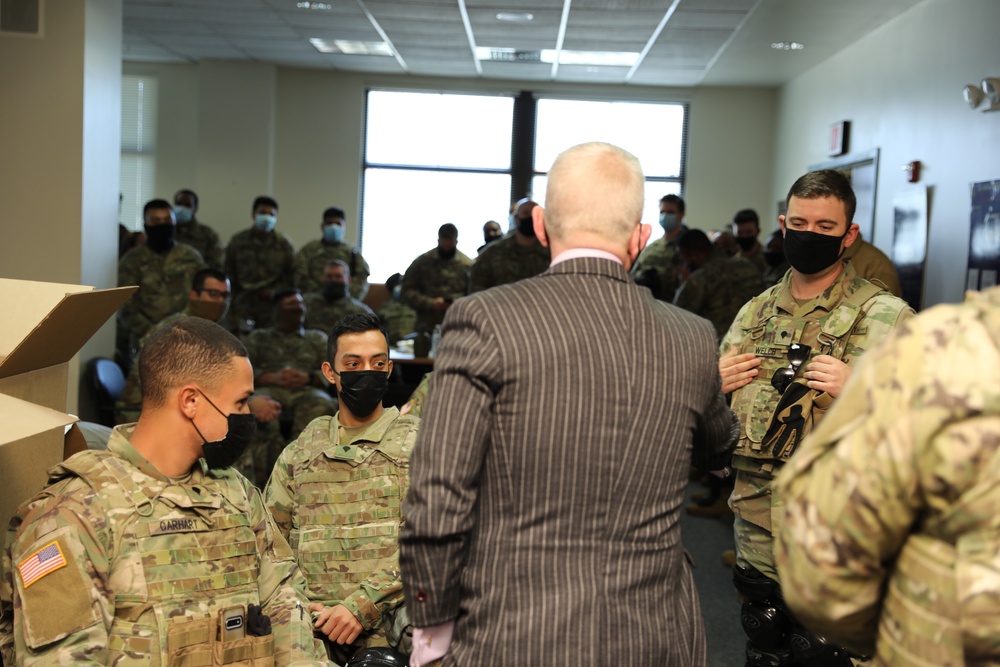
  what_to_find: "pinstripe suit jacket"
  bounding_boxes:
[400,256,737,666]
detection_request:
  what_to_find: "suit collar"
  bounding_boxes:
[543,256,631,283]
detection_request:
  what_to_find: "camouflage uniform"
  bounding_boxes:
[762,261,790,288]
[844,236,903,297]
[467,235,550,293]
[294,240,371,301]
[721,262,913,580]
[629,227,686,302]
[225,229,296,331]
[244,326,336,485]
[674,251,765,339]
[738,240,768,275]
[302,292,373,337]
[377,300,417,346]
[264,408,418,652]
[0,425,328,666]
[774,286,1000,664]
[118,242,205,340]
[176,220,223,269]
[401,249,472,332]
[399,373,430,419]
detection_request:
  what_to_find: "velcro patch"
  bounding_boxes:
[400,400,413,416]
[19,541,67,588]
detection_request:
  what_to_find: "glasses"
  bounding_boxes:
[197,288,231,301]
[771,343,811,394]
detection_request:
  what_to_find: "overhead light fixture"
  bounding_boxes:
[771,42,805,51]
[309,38,393,56]
[962,77,1000,111]
[297,2,332,9]
[475,46,638,67]
[496,12,533,22]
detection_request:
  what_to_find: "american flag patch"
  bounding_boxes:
[18,541,67,588]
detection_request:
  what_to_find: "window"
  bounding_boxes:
[361,90,687,280]
[120,75,158,231]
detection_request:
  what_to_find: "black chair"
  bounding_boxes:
[87,357,126,427]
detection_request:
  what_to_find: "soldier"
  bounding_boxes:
[842,231,904,297]
[718,169,914,667]
[399,372,430,419]
[774,286,1000,665]
[0,317,329,666]
[118,198,205,353]
[711,229,739,258]
[477,220,503,254]
[294,207,371,301]
[674,229,765,340]
[630,194,689,301]
[265,312,417,663]
[244,289,336,485]
[732,208,768,274]
[225,196,296,332]
[115,268,282,481]
[761,229,790,288]
[377,273,417,345]
[303,259,373,335]
[468,199,549,292]
[174,188,223,268]
[401,224,471,333]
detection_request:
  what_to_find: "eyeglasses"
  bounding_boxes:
[197,288,231,301]
[771,343,811,394]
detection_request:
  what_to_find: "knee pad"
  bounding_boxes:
[733,564,780,603]
[745,641,792,667]
[741,599,792,649]
[789,625,857,667]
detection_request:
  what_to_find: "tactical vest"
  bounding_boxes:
[731,281,882,463]
[55,451,273,666]
[289,419,412,610]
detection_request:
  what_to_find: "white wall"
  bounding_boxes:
[773,0,1000,307]
[125,62,779,258]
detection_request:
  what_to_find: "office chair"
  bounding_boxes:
[87,357,126,427]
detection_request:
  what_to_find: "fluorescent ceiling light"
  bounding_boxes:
[771,42,805,51]
[496,12,533,22]
[309,38,394,56]
[297,2,332,9]
[476,47,638,67]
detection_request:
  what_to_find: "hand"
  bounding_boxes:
[248,395,282,422]
[804,355,851,398]
[280,368,310,389]
[310,603,363,645]
[719,347,760,394]
[431,297,451,313]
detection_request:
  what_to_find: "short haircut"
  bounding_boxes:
[325,258,350,275]
[660,194,685,215]
[327,312,389,362]
[544,142,644,245]
[786,170,856,225]
[174,189,199,208]
[323,207,345,220]
[143,199,173,219]
[138,316,247,408]
[252,196,279,213]
[438,223,459,240]
[271,287,301,304]
[678,229,712,254]
[191,267,229,292]
[733,209,759,226]
[385,272,404,291]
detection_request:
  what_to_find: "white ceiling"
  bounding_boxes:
[123,0,927,87]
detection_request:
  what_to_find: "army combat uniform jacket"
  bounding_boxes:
[225,229,296,330]
[401,249,471,332]
[302,293,373,337]
[0,426,328,666]
[674,251,765,339]
[629,227,687,302]
[176,220,223,269]
[467,234,550,294]
[720,263,913,576]
[118,242,205,339]
[294,241,370,301]
[775,286,1000,665]
[264,408,418,647]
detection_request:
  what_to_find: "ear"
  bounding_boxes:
[626,223,652,270]
[532,206,549,248]
[386,359,394,377]
[843,222,860,248]
[321,361,337,384]
[178,385,200,419]
[778,215,787,235]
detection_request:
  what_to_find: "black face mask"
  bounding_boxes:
[334,370,389,419]
[763,251,785,268]
[783,228,847,275]
[145,223,176,253]
[516,216,535,238]
[736,236,757,251]
[484,231,502,244]
[437,247,457,260]
[323,282,348,301]
[190,390,257,470]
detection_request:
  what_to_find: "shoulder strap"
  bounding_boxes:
[826,280,887,360]
[62,450,159,517]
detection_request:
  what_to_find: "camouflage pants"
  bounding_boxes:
[732,515,777,581]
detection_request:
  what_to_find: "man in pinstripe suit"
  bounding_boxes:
[399,142,738,666]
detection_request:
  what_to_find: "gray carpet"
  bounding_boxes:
[681,481,745,667]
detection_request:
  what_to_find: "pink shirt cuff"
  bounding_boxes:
[410,622,454,666]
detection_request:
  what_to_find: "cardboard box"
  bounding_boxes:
[0,278,135,536]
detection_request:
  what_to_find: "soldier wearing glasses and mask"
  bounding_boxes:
[264,313,417,664]
[717,170,913,667]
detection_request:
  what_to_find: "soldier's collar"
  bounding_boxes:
[775,262,856,316]
[325,407,401,452]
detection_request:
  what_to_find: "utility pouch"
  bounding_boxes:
[167,614,275,667]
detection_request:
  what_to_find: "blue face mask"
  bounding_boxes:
[174,205,194,225]
[659,212,679,232]
[254,214,277,233]
[323,224,345,244]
